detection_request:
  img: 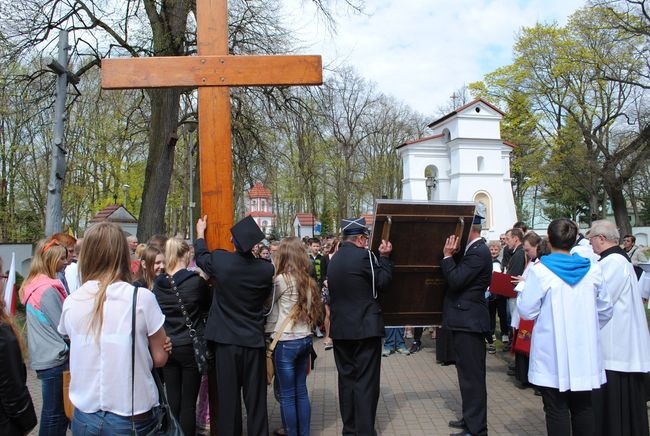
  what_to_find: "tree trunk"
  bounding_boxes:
[137,88,182,242]
[608,185,632,237]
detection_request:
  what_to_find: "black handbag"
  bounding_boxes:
[166,275,214,374]
[131,286,184,436]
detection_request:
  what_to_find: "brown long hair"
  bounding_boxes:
[135,245,163,289]
[78,222,132,340]
[19,238,67,300]
[0,298,27,361]
[274,237,323,328]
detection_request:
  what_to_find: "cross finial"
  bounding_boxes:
[450,92,459,108]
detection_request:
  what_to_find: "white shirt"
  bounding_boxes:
[511,259,536,329]
[517,261,612,392]
[598,253,650,373]
[64,262,80,293]
[570,239,600,262]
[640,271,650,301]
[58,281,165,415]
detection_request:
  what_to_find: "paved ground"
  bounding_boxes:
[27,332,551,435]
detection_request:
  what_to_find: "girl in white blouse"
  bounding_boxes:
[58,222,170,434]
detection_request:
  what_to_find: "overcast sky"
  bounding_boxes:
[281,0,587,117]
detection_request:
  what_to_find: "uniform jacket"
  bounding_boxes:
[194,238,274,348]
[0,323,37,436]
[327,241,393,340]
[152,269,211,347]
[441,238,492,334]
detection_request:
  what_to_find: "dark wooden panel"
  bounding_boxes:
[370,200,476,326]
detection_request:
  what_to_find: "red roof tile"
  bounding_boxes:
[295,213,316,226]
[248,182,271,198]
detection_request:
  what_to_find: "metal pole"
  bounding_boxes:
[188,140,194,244]
[45,30,70,236]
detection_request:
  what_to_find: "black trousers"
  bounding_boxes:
[539,387,594,436]
[213,343,268,436]
[451,330,487,436]
[413,327,423,343]
[333,337,382,436]
[163,344,202,436]
[487,296,508,338]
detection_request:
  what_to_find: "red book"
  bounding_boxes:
[489,272,517,298]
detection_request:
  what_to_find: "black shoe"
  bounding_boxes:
[449,432,472,436]
[409,342,421,353]
[507,368,516,376]
[508,362,516,370]
[448,418,466,429]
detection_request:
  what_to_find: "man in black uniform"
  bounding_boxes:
[442,216,492,436]
[327,217,393,436]
[194,215,274,436]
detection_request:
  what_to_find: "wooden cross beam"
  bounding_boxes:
[101,0,322,250]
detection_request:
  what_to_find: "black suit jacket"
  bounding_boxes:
[441,238,492,334]
[0,324,37,436]
[505,244,526,277]
[194,239,274,348]
[327,242,393,340]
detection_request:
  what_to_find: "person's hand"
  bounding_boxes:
[378,239,392,257]
[163,336,172,354]
[511,275,524,284]
[196,215,207,239]
[443,235,460,257]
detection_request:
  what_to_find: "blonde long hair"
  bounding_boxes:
[78,222,132,340]
[274,237,323,328]
[19,238,67,300]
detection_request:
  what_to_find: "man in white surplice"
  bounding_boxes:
[588,220,650,436]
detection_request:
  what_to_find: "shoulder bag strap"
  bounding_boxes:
[268,310,294,353]
[166,274,197,338]
[131,285,138,433]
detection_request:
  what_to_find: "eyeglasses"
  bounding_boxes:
[587,234,603,241]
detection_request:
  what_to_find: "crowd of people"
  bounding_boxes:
[440,217,650,436]
[1,211,649,436]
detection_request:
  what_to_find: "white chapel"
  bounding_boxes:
[398,98,518,241]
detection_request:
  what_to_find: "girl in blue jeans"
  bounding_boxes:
[19,238,70,436]
[268,237,323,436]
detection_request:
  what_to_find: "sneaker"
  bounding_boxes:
[382,348,393,357]
[487,344,496,354]
[396,347,411,356]
[409,342,422,354]
[323,340,333,350]
[315,327,324,338]
[501,334,510,343]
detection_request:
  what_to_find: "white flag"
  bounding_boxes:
[3,253,16,315]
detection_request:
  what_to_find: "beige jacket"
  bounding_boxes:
[265,273,311,340]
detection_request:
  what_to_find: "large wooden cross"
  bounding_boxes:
[102,0,322,250]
